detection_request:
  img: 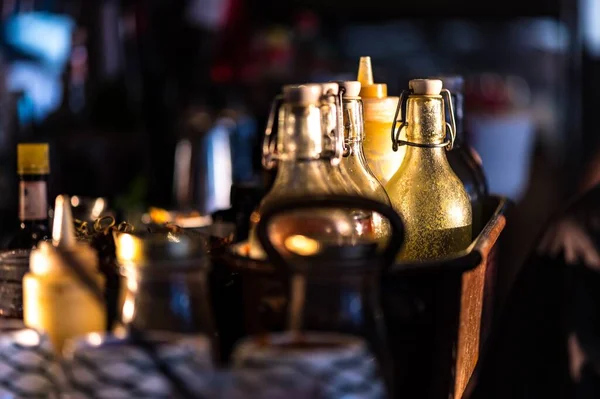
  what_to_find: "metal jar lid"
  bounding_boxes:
[114,230,210,269]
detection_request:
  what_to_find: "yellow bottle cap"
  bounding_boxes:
[17,143,50,175]
[357,56,388,99]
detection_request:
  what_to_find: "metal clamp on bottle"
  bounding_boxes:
[320,83,344,166]
[391,85,457,152]
[262,95,283,170]
[335,81,361,158]
[441,88,457,151]
[337,86,353,158]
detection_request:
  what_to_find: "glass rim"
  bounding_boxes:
[0,249,31,262]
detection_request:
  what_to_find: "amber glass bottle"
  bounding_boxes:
[386,79,472,261]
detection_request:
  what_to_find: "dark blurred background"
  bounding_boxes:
[0,0,596,299]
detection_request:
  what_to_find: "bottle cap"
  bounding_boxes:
[283,84,322,106]
[337,81,362,98]
[52,195,77,249]
[17,143,49,175]
[30,194,98,275]
[357,57,388,99]
[320,82,339,96]
[409,79,443,95]
[114,230,209,267]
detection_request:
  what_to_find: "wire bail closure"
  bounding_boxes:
[391,88,457,151]
[262,95,283,170]
[263,86,345,170]
[320,86,344,166]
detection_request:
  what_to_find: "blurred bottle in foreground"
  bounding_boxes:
[23,195,105,352]
[7,144,50,249]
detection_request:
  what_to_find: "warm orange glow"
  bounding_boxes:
[284,235,321,256]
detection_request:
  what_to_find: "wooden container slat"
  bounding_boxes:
[455,206,506,398]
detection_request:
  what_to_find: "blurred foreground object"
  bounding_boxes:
[23,195,105,353]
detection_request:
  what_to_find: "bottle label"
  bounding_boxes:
[19,181,47,221]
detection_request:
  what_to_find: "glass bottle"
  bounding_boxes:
[319,82,379,241]
[8,143,50,249]
[286,247,393,396]
[440,76,488,235]
[386,79,472,261]
[248,84,361,259]
[246,193,405,398]
[115,230,215,338]
[338,81,392,241]
[357,56,402,186]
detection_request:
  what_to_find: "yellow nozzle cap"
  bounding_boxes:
[17,143,50,175]
[358,56,374,86]
[357,56,388,99]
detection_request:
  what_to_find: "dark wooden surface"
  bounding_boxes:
[456,205,506,397]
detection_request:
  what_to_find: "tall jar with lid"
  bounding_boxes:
[114,231,215,338]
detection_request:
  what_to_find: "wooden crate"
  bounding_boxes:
[384,196,507,398]
[217,195,508,398]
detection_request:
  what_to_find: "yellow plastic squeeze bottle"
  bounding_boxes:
[23,194,105,353]
[357,56,403,186]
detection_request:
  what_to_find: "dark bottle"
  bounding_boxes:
[7,143,50,249]
[441,76,489,235]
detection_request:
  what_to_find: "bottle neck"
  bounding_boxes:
[343,98,364,142]
[277,104,328,162]
[405,95,446,145]
[18,174,48,222]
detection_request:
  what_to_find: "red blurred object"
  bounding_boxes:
[210,64,234,83]
[465,74,529,114]
[294,10,320,38]
[210,0,252,83]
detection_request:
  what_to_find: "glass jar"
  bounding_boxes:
[254,194,405,398]
[115,231,215,338]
